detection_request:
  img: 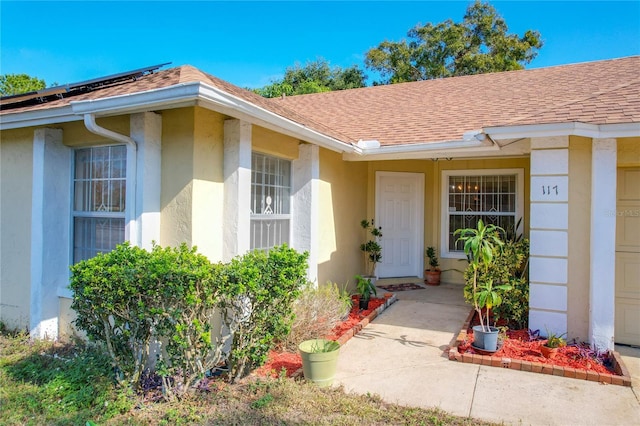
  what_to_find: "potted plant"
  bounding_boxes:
[454,220,511,352]
[360,219,383,281]
[540,329,567,359]
[355,274,377,310]
[424,246,441,286]
[298,339,341,387]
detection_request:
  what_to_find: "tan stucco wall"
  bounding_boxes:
[160,107,225,261]
[59,116,130,147]
[618,137,640,167]
[0,128,34,331]
[567,136,592,341]
[318,149,368,291]
[366,157,530,284]
[252,126,300,159]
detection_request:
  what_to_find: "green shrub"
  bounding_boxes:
[70,243,225,396]
[281,281,351,351]
[70,243,153,389]
[463,238,530,329]
[146,244,225,398]
[220,245,308,382]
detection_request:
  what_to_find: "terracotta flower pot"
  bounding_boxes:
[540,345,559,359]
[424,270,441,286]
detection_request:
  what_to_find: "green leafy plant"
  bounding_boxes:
[544,329,567,348]
[455,220,510,332]
[360,219,383,276]
[425,246,440,271]
[146,244,225,399]
[70,243,226,398]
[355,275,377,300]
[220,244,309,382]
[69,243,154,390]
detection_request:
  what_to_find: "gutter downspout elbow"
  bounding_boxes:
[82,113,138,245]
[83,113,137,150]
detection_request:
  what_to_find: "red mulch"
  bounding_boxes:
[459,326,616,375]
[256,296,386,378]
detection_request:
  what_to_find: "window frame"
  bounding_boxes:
[440,168,524,259]
[71,144,132,263]
[249,151,292,251]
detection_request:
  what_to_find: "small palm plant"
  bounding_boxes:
[454,220,511,332]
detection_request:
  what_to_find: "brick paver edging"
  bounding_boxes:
[335,293,398,346]
[448,308,632,387]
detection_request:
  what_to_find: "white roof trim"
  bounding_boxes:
[485,122,640,140]
[343,136,498,161]
[69,82,355,153]
[0,105,79,130]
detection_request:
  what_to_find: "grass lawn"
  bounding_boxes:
[0,332,496,425]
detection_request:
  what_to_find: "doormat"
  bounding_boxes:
[377,283,425,292]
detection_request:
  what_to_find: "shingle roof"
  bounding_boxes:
[270,56,640,145]
[2,57,638,146]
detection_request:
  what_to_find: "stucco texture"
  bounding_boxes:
[0,128,33,330]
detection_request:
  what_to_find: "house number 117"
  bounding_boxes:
[542,185,559,195]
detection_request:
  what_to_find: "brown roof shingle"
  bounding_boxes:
[2,57,638,145]
[270,56,640,145]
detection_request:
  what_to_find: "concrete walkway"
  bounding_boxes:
[334,281,640,425]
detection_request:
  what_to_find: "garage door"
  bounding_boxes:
[615,167,640,346]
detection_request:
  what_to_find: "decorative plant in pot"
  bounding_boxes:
[455,219,512,352]
[298,339,341,387]
[360,219,383,281]
[540,329,567,359]
[355,274,377,310]
[424,246,441,286]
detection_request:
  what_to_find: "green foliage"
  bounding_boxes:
[490,239,530,329]
[145,244,225,397]
[0,73,46,96]
[254,58,366,97]
[1,336,132,424]
[355,275,377,300]
[544,330,567,348]
[360,219,383,276]
[282,281,352,351]
[220,245,309,382]
[70,243,226,397]
[69,243,153,389]
[426,246,440,270]
[455,220,508,330]
[365,1,543,84]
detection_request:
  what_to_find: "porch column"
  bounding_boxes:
[590,138,617,351]
[292,143,320,283]
[31,128,70,339]
[223,119,252,261]
[528,136,569,338]
[130,112,162,250]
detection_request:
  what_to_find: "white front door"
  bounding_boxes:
[375,172,424,278]
[615,167,640,345]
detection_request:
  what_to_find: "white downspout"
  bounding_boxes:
[83,113,138,246]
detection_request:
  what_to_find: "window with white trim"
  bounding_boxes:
[442,169,524,257]
[250,152,291,250]
[73,145,127,262]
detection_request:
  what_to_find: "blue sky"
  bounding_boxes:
[1,1,639,89]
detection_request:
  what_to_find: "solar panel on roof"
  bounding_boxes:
[0,62,171,108]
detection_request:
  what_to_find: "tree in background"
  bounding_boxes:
[365,1,543,84]
[0,73,47,96]
[254,58,366,98]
